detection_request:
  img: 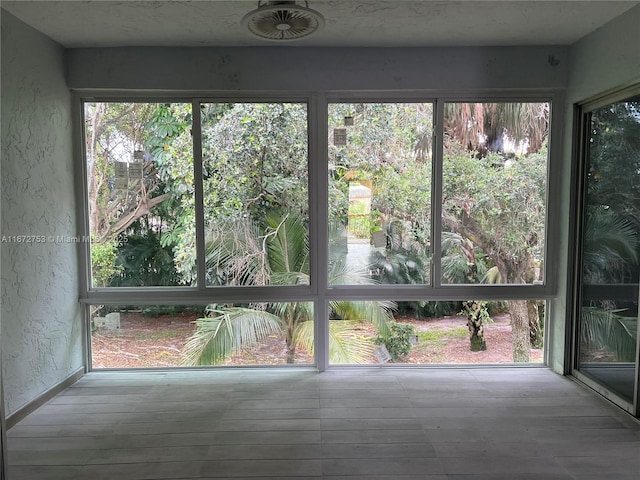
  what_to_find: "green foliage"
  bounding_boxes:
[443,147,547,282]
[110,231,183,287]
[141,305,206,317]
[460,300,492,326]
[578,100,639,365]
[415,301,460,319]
[183,212,394,365]
[368,218,431,296]
[583,207,639,284]
[91,240,123,287]
[375,322,416,361]
[202,102,308,220]
[587,101,640,226]
[373,161,432,244]
[182,305,284,366]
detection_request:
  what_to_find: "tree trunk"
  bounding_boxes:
[285,313,296,364]
[527,300,543,349]
[464,301,487,351]
[469,329,486,351]
[286,344,296,364]
[508,300,531,362]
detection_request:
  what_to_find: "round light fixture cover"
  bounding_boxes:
[242,1,325,41]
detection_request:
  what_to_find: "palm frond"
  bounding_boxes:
[270,301,313,326]
[270,271,310,286]
[205,218,270,286]
[441,253,470,284]
[581,306,637,362]
[293,320,315,358]
[264,212,309,276]
[328,257,373,285]
[181,306,284,365]
[330,299,394,338]
[583,208,639,283]
[328,320,377,364]
[481,265,502,284]
[293,319,377,364]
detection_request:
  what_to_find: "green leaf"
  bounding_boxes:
[181,307,284,366]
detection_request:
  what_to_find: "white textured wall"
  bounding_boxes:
[66,45,569,91]
[1,11,83,416]
[547,5,640,374]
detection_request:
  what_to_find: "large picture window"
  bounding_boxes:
[81,95,555,369]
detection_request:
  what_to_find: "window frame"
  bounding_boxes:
[74,89,562,371]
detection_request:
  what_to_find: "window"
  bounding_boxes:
[442,103,549,286]
[80,94,556,369]
[328,102,433,286]
[200,102,309,287]
[573,89,640,411]
[85,102,195,287]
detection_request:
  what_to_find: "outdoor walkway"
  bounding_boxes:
[6,367,640,479]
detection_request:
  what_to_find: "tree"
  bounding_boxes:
[442,143,547,361]
[586,101,640,230]
[173,102,310,284]
[328,101,550,361]
[182,212,394,365]
[461,300,492,351]
[85,102,194,286]
[85,103,190,241]
[440,102,550,361]
[444,102,548,155]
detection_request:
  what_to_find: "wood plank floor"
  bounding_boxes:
[6,368,640,479]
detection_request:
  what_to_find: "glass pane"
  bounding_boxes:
[91,302,314,368]
[200,103,309,287]
[578,98,640,402]
[328,103,433,286]
[85,102,194,287]
[328,299,545,365]
[442,102,549,285]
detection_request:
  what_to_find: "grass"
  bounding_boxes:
[404,326,470,363]
[418,327,468,342]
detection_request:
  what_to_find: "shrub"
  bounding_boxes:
[375,322,416,361]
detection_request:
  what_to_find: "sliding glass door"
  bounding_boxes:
[574,88,640,415]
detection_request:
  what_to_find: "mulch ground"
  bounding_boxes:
[91,311,543,368]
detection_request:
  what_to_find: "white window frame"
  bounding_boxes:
[74,90,563,371]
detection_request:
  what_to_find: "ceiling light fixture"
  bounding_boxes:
[242,1,325,41]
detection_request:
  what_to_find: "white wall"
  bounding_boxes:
[547,5,640,374]
[1,11,83,416]
[66,45,568,91]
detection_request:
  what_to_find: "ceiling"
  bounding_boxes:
[2,0,638,48]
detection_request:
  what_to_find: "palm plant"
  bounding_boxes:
[581,306,637,362]
[580,207,639,362]
[182,212,393,365]
[582,207,639,284]
[444,102,548,154]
